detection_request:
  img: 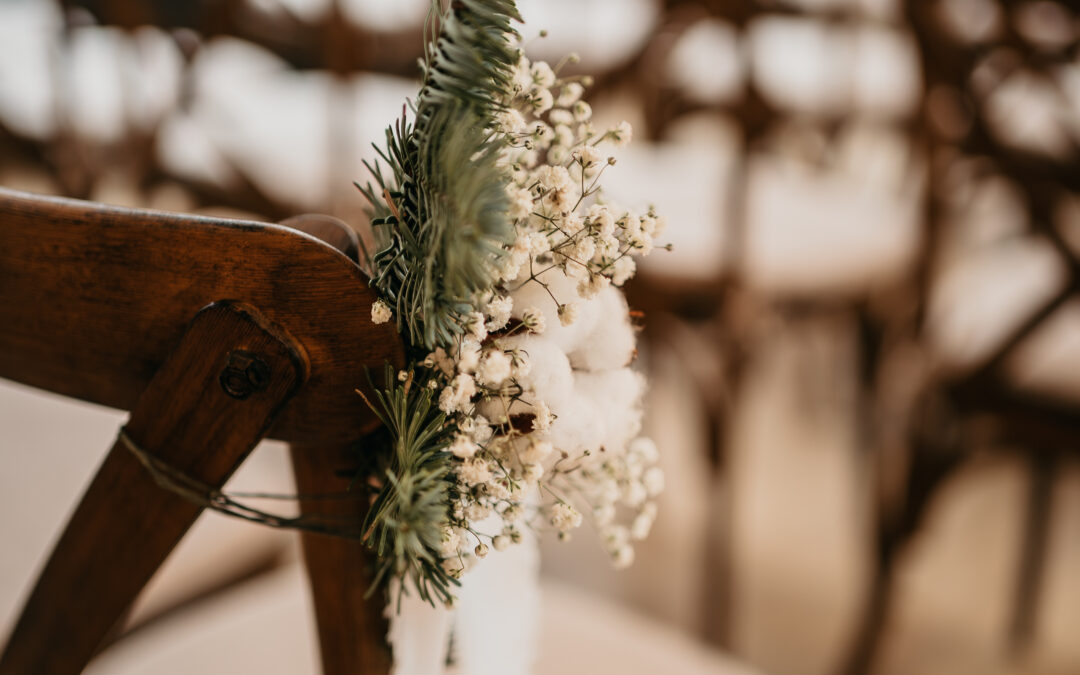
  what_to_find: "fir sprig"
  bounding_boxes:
[360,365,459,606]
[359,0,522,350]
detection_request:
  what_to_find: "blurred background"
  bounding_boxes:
[1,0,1079,674]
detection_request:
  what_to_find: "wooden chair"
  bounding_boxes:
[0,187,403,674]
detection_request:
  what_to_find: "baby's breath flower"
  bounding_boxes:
[477,349,512,387]
[631,511,654,541]
[549,109,574,127]
[469,414,493,443]
[533,400,553,431]
[553,124,574,147]
[629,229,654,256]
[577,274,610,299]
[530,87,554,114]
[508,186,534,220]
[587,204,615,235]
[370,300,393,324]
[440,527,462,556]
[527,232,550,255]
[467,311,488,342]
[642,466,665,496]
[492,534,511,551]
[512,54,533,92]
[450,434,480,459]
[531,121,555,146]
[594,503,616,527]
[522,307,546,334]
[531,61,556,88]
[460,458,492,487]
[629,437,660,464]
[572,100,592,122]
[599,478,621,505]
[439,373,476,414]
[465,502,492,520]
[443,557,465,578]
[474,542,490,558]
[623,481,648,508]
[652,214,669,238]
[520,438,554,464]
[550,502,583,532]
[557,302,579,326]
[456,339,482,374]
[573,145,602,168]
[510,349,532,378]
[501,504,523,523]
[522,462,544,484]
[612,545,635,570]
[485,295,513,331]
[556,82,584,107]
[498,107,527,134]
[612,256,636,286]
[610,120,633,146]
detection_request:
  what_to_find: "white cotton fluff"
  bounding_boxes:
[539,382,604,455]
[573,369,647,456]
[504,280,646,459]
[566,287,636,372]
[509,267,599,354]
[541,368,645,459]
[496,345,645,460]
[498,335,575,406]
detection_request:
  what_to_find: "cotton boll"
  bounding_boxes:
[540,369,646,459]
[509,267,598,354]
[544,388,605,456]
[499,335,575,406]
[568,287,636,371]
[574,368,647,457]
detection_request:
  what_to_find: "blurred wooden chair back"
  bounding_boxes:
[0,187,401,675]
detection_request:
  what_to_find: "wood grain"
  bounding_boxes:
[0,302,305,674]
[290,441,392,675]
[0,187,405,443]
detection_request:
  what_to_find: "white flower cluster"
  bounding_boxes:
[494,53,666,299]
[378,48,666,577]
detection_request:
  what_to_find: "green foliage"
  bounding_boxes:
[359,0,522,350]
[361,365,459,606]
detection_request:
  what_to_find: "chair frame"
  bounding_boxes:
[0,187,402,674]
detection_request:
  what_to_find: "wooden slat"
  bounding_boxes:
[0,187,404,443]
[290,442,392,675]
[0,302,305,674]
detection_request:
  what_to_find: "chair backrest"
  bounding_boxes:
[0,187,403,443]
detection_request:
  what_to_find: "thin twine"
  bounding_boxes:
[117,427,370,540]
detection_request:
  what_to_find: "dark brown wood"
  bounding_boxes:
[280,214,361,264]
[0,187,404,443]
[290,442,392,675]
[0,301,306,674]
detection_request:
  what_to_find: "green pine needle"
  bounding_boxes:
[359,0,522,350]
[360,365,459,606]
